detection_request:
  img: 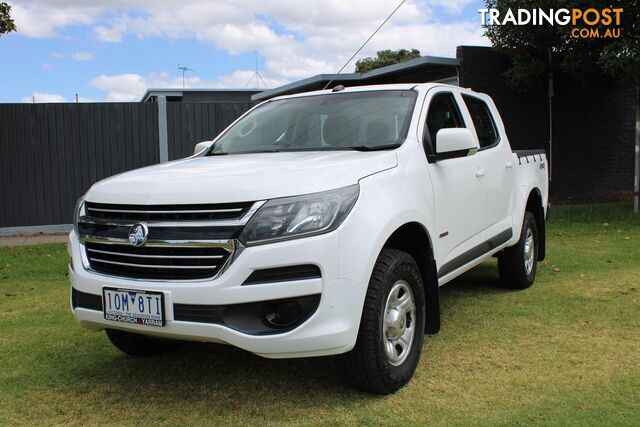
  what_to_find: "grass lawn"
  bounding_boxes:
[1,203,638,425]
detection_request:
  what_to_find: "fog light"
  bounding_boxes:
[262,300,301,328]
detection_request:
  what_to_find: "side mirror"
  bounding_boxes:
[194,141,212,156]
[435,128,478,155]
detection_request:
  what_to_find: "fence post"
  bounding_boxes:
[157,95,169,163]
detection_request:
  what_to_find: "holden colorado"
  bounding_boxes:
[69,83,549,394]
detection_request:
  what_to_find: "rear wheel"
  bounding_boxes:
[341,249,426,394]
[105,329,177,357]
[498,211,538,289]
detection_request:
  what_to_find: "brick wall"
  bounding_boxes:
[457,46,636,200]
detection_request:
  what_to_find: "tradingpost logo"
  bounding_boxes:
[478,7,623,39]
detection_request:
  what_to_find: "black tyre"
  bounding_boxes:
[498,211,538,289]
[105,329,177,357]
[341,249,426,394]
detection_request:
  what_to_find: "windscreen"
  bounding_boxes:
[207,90,417,155]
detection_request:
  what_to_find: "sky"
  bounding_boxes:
[0,0,488,103]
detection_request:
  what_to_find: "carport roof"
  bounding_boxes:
[252,55,459,101]
[140,88,260,102]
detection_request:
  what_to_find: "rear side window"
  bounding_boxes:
[423,93,464,153]
[462,95,499,149]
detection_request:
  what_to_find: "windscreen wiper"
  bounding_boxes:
[347,144,401,151]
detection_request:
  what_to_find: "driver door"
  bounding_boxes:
[421,89,487,278]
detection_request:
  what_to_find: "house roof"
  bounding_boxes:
[140,88,260,102]
[252,55,459,101]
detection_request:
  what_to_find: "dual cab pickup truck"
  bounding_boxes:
[69,83,548,394]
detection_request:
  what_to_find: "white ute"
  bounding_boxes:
[69,83,549,394]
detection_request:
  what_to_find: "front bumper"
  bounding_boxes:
[68,230,365,358]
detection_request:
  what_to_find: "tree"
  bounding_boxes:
[355,49,421,73]
[484,0,640,211]
[484,0,638,88]
[0,2,16,36]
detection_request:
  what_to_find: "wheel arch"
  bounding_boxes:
[381,222,440,334]
[525,188,546,261]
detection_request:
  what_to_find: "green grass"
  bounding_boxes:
[1,203,639,425]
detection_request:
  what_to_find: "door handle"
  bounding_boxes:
[475,168,486,177]
[505,161,513,169]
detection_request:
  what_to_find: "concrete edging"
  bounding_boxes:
[0,224,72,237]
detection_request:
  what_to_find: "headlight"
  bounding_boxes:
[73,196,86,235]
[239,185,359,246]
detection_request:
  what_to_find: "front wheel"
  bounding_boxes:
[341,249,426,394]
[498,211,538,289]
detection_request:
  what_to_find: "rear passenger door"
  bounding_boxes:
[420,89,487,278]
[460,94,514,238]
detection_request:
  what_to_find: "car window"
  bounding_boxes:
[423,93,464,154]
[462,95,499,149]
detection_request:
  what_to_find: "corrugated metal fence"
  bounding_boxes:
[167,102,252,160]
[0,101,252,229]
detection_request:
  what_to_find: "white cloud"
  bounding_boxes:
[266,56,339,80]
[90,70,287,101]
[367,21,487,58]
[71,51,96,61]
[49,50,96,63]
[208,70,288,90]
[90,73,151,101]
[19,92,93,103]
[417,0,476,14]
[94,22,127,42]
[12,2,103,38]
[15,0,489,100]
[20,92,94,103]
[21,92,68,103]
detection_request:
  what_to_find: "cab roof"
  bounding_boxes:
[252,54,460,101]
[267,83,476,102]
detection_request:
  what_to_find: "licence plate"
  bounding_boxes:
[103,287,165,327]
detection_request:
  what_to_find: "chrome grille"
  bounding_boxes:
[85,201,254,222]
[84,241,232,280]
[78,200,263,281]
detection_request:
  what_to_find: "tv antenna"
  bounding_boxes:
[244,50,269,89]
[323,0,406,90]
[177,65,195,88]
